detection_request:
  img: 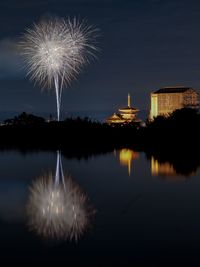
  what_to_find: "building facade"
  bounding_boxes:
[150,86,199,120]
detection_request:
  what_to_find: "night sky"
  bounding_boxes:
[0,0,200,119]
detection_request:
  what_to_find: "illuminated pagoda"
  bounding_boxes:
[150,86,199,120]
[106,94,139,124]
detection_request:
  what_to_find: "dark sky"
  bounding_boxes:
[0,0,200,118]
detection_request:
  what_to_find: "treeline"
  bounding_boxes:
[0,108,200,152]
[0,112,138,153]
[0,109,200,175]
[142,108,200,150]
[141,108,200,176]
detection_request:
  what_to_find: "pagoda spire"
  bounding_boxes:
[128,93,131,108]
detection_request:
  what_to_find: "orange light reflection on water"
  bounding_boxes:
[119,149,139,176]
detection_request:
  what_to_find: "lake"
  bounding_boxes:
[0,149,200,266]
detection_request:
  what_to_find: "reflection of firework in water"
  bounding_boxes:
[27,172,93,241]
[20,17,98,121]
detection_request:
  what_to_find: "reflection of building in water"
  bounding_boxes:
[150,86,199,120]
[27,151,94,241]
[119,149,139,176]
[106,94,140,124]
[151,156,198,180]
[151,157,177,177]
[151,157,193,182]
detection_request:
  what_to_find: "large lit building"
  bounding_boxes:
[106,94,140,124]
[150,86,199,120]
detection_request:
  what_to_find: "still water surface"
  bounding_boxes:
[0,149,200,266]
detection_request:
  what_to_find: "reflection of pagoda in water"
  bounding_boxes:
[119,148,139,176]
[106,94,140,124]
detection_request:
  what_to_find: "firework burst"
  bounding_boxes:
[20,17,98,121]
[27,172,94,241]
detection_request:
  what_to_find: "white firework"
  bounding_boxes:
[20,17,98,121]
[27,172,93,241]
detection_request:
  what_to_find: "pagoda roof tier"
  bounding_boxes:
[106,113,125,123]
[119,107,139,113]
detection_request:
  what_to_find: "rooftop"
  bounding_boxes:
[154,86,194,94]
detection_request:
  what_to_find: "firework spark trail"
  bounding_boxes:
[21,17,98,121]
[55,150,66,190]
